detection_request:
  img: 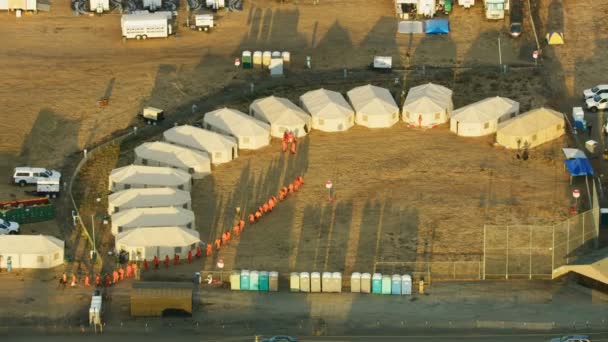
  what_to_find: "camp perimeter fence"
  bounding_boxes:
[373,261,483,283]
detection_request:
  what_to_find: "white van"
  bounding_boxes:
[12,167,61,187]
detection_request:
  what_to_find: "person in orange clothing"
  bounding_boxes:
[196,246,202,258]
[258,206,264,215]
[267,198,275,212]
[132,263,139,280]
[84,275,90,287]
[238,219,245,231]
[143,259,149,271]
[126,264,132,278]
[282,186,288,195]
[207,243,213,256]
[296,175,304,185]
[290,137,297,154]
[262,202,269,213]
[187,250,193,264]
[112,270,119,284]
[248,213,255,224]
[153,256,159,269]
[174,254,180,265]
[95,274,101,287]
[294,180,301,191]
[254,210,262,220]
[288,183,294,193]
[118,267,125,281]
[215,238,221,251]
[282,130,289,152]
[279,191,286,201]
[226,230,231,242]
[105,274,112,287]
[164,255,170,268]
[221,232,227,245]
[271,195,278,205]
[233,224,240,237]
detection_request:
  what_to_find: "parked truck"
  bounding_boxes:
[121,11,174,41]
[484,0,509,20]
[0,197,55,224]
[190,14,214,32]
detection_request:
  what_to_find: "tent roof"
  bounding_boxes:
[562,148,587,160]
[347,84,399,116]
[398,21,424,34]
[553,249,608,285]
[112,207,195,228]
[135,141,210,168]
[451,96,519,123]
[204,108,270,136]
[546,32,564,45]
[163,125,237,152]
[425,19,450,34]
[564,158,594,177]
[498,107,564,137]
[403,83,453,113]
[109,165,191,187]
[116,226,200,247]
[0,235,64,254]
[300,88,354,120]
[250,96,311,127]
[108,188,191,208]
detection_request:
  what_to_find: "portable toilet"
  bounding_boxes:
[391,274,401,295]
[253,51,263,67]
[322,272,332,293]
[572,107,584,122]
[242,51,252,69]
[272,51,281,59]
[262,51,272,67]
[300,272,310,293]
[282,51,290,66]
[269,271,279,292]
[311,272,321,293]
[372,273,382,294]
[401,274,412,295]
[230,271,241,290]
[259,271,269,291]
[290,272,300,292]
[331,272,342,293]
[381,275,391,295]
[351,272,361,293]
[250,271,259,291]
[270,58,284,77]
[240,270,250,291]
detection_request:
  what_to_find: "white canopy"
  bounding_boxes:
[300,88,355,132]
[203,107,271,150]
[134,141,211,179]
[108,165,192,192]
[347,84,399,128]
[111,206,195,235]
[0,235,64,269]
[249,96,312,138]
[163,125,238,164]
[562,148,587,159]
[107,188,191,215]
[116,226,200,248]
[449,96,519,137]
[402,83,453,127]
[496,107,565,149]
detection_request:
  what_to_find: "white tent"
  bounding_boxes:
[163,125,238,165]
[402,83,453,127]
[108,165,192,192]
[203,107,271,150]
[0,235,64,269]
[496,107,565,149]
[562,148,587,160]
[134,141,211,179]
[249,96,312,138]
[116,226,200,261]
[300,88,355,132]
[449,96,519,137]
[347,84,399,128]
[110,206,195,235]
[107,188,191,215]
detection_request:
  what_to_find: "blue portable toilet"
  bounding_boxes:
[259,271,269,291]
[381,275,391,295]
[401,274,412,295]
[250,271,259,291]
[240,270,250,291]
[391,274,401,295]
[372,273,382,294]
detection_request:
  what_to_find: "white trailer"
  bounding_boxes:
[143,0,162,11]
[484,0,508,20]
[36,179,60,198]
[89,294,103,331]
[0,0,37,11]
[89,0,109,13]
[373,56,392,71]
[191,14,214,32]
[417,0,436,17]
[121,12,173,41]
[458,0,474,8]
[205,0,225,10]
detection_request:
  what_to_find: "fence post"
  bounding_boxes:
[582,211,585,246]
[567,219,570,264]
[551,224,555,271]
[482,225,486,280]
[529,226,532,280]
[453,262,456,280]
[505,225,509,280]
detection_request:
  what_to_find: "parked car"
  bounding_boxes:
[583,84,608,99]
[0,219,20,235]
[550,335,591,342]
[586,93,608,112]
[262,336,297,342]
[12,167,61,187]
[509,0,523,38]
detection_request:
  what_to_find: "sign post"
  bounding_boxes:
[325,180,334,202]
[532,50,539,66]
[572,188,581,212]
[217,258,225,283]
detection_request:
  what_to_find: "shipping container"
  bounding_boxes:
[0,197,55,224]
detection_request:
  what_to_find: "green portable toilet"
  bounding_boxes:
[240,270,250,290]
[372,273,382,294]
[444,0,452,14]
[242,51,252,69]
[381,275,391,295]
[250,270,259,291]
[259,271,269,291]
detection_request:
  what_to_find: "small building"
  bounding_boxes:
[107,188,191,215]
[117,227,200,262]
[110,206,195,235]
[347,84,400,128]
[300,88,355,132]
[0,235,64,269]
[249,96,312,138]
[450,96,520,137]
[134,141,211,179]
[402,83,453,127]
[130,282,193,317]
[163,125,238,165]
[203,107,271,150]
[108,165,192,192]
[496,107,565,149]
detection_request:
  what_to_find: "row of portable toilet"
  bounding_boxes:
[230,270,279,291]
[351,273,412,295]
[289,272,342,293]
[242,51,290,69]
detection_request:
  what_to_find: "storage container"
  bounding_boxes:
[259,271,269,291]
[290,272,300,292]
[230,271,240,290]
[240,270,250,290]
[321,272,332,293]
[371,273,382,294]
[269,271,279,292]
[350,272,361,293]
[331,272,342,293]
[391,274,401,295]
[360,273,371,293]
[310,272,321,293]
[401,274,412,295]
[381,275,391,295]
[250,270,259,291]
[300,272,310,293]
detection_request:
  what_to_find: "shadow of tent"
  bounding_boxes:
[546,0,564,34]
[410,33,456,67]
[312,21,355,68]
[359,16,401,68]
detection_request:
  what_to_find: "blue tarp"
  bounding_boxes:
[425,19,450,34]
[565,158,594,177]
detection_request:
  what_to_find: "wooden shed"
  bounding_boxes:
[130,282,193,317]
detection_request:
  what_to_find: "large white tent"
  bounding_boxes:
[496,107,565,149]
[402,83,453,127]
[116,226,200,261]
[347,84,399,128]
[107,188,191,215]
[108,165,192,192]
[0,235,64,269]
[134,141,211,179]
[300,88,355,132]
[163,125,238,164]
[450,96,520,137]
[110,206,195,235]
[203,107,271,150]
[249,96,312,138]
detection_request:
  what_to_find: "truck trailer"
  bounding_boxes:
[190,14,214,32]
[0,0,37,11]
[484,0,509,20]
[121,12,174,41]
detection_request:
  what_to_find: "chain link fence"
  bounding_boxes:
[373,261,482,283]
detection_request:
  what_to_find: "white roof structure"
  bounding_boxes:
[108,165,192,192]
[116,226,200,248]
[562,148,587,160]
[496,107,565,149]
[203,107,271,150]
[107,188,191,215]
[110,206,195,235]
[402,83,453,127]
[0,235,64,269]
[249,96,312,138]
[300,88,355,132]
[347,84,399,128]
[163,125,238,164]
[134,141,211,179]
[449,96,519,137]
